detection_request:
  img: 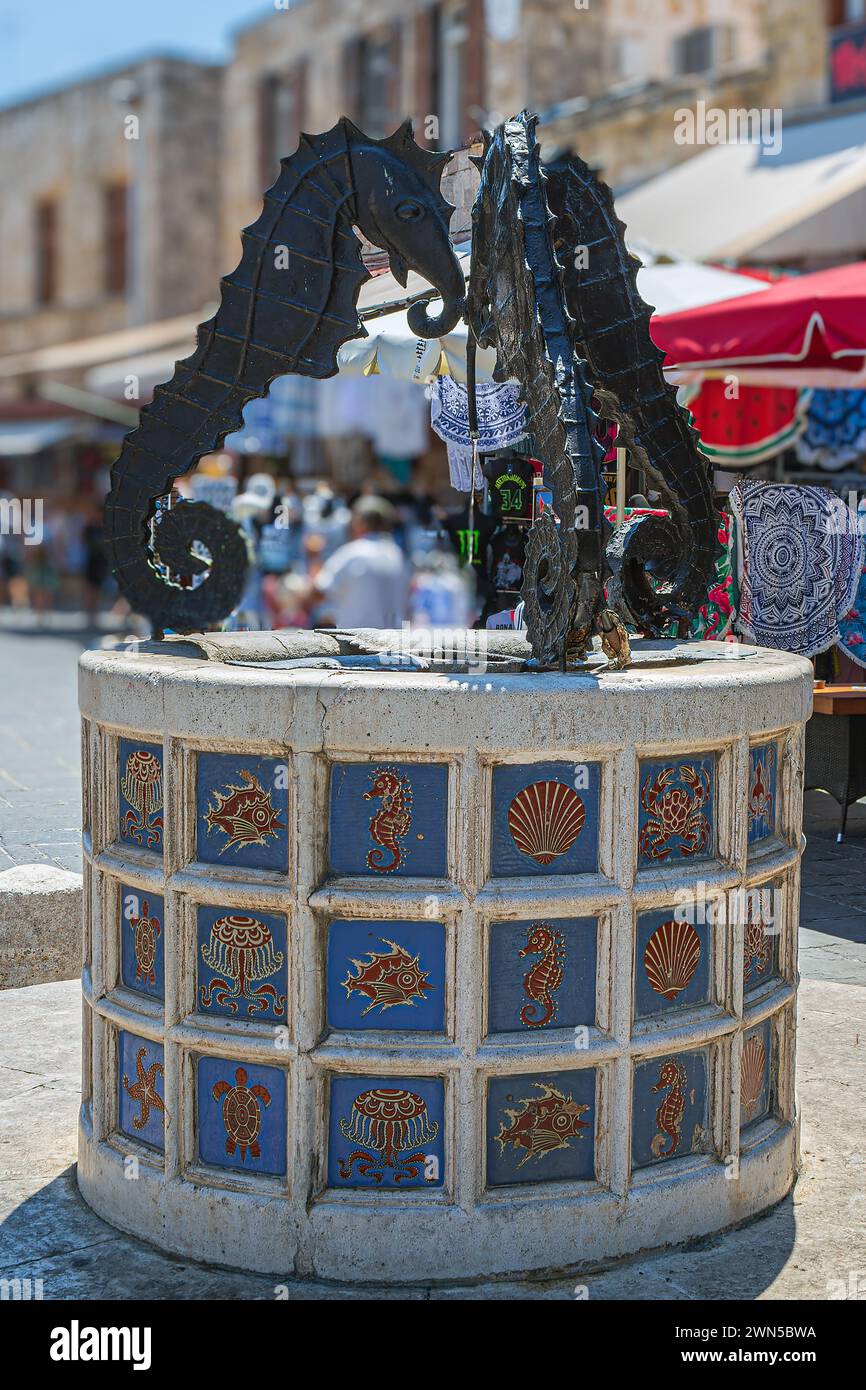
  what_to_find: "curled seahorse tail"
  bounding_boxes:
[367,845,399,873]
[519,1000,553,1028]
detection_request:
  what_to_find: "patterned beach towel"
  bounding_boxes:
[430,377,528,491]
[730,480,864,657]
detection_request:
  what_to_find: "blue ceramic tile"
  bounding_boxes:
[740,1019,773,1131]
[197,906,288,1021]
[743,884,781,995]
[197,753,288,872]
[632,1049,710,1170]
[492,761,600,877]
[120,885,164,1001]
[118,1030,166,1150]
[118,739,164,853]
[327,919,445,1031]
[328,1075,445,1189]
[488,918,596,1033]
[635,909,710,1020]
[197,1056,287,1175]
[748,742,777,845]
[486,1068,596,1186]
[637,756,716,867]
[329,763,448,878]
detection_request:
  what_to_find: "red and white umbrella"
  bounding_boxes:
[653,262,866,389]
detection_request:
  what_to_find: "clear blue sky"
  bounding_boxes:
[0,0,275,108]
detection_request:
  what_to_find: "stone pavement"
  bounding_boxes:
[0,973,862,1300]
[0,630,89,875]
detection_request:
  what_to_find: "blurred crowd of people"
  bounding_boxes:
[0,456,479,634]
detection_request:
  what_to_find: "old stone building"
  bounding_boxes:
[0,57,222,368]
[221,0,833,266]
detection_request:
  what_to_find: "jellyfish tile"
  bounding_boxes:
[118,739,164,854]
[197,906,288,1022]
[328,1075,445,1189]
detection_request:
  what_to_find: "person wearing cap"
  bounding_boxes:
[309,495,410,630]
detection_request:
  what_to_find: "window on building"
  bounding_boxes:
[258,62,308,188]
[617,36,647,83]
[672,24,736,77]
[35,200,58,306]
[359,24,403,138]
[437,0,484,147]
[103,183,128,296]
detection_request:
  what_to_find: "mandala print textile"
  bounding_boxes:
[794,390,866,473]
[838,500,866,670]
[430,377,528,492]
[730,481,864,658]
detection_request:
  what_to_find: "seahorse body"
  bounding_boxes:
[651,1059,687,1157]
[518,924,566,1028]
[364,770,413,873]
[544,150,719,633]
[103,120,464,637]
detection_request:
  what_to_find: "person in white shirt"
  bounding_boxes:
[311,496,410,629]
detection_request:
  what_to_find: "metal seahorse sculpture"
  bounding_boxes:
[468,112,719,665]
[103,120,465,636]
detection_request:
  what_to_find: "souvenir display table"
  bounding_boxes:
[806,684,866,840]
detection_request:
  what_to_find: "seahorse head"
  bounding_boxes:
[349,120,466,337]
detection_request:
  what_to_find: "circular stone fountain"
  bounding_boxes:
[77,632,811,1282]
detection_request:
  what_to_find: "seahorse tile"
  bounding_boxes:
[329,762,448,878]
[632,1048,710,1171]
[196,753,289,872]
[327,1075,445,1189]
[197,906,288,1023]
[637,756,716,867]
[740,1018,773,1132]
[117,1030,166,1151]
[491,761,600,877]
[634,909,711,1020]
[743,883,781,996]
[487,917,597,1034]
[486,1068,596,1186]
[747,741,778,846]
[118,739,164,855]
[327,919,445,1032]
[119,885,165,1001]
[197,1056,287,1176]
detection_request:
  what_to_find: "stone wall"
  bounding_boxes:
[0,59,222,362]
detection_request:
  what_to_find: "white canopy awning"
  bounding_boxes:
[339,247,766,379]
[616,106,866,263]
